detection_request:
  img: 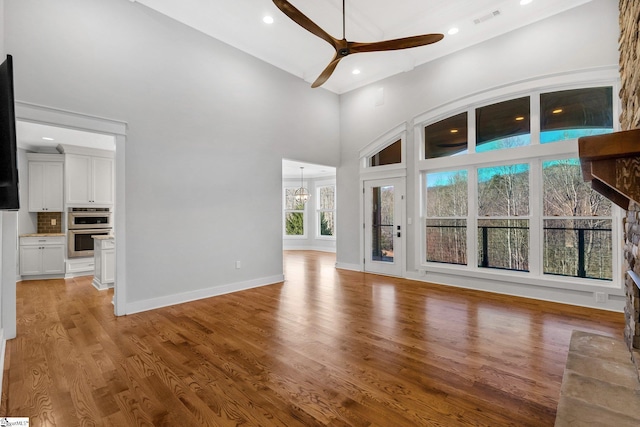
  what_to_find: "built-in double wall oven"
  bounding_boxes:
[67,207,112,258]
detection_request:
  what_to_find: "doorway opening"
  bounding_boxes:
[13,102,126,320]
[282,159,337,254]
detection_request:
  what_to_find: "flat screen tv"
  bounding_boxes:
[0,54,19,210]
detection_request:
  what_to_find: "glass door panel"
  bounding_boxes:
[364,178,403,276]
[371,185,395,262]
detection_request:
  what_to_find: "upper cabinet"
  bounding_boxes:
[27,154,64,212]
[57,144,115,207]
[65,154,114,206]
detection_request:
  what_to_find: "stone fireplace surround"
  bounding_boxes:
[555,2,640,424]
[618,0,640,362]
[579,0,640,360]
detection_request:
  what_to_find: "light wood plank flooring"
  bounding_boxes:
[1,251,624,426]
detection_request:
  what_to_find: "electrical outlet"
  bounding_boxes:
[595,292,606,303]
[51,218,56,226]
[235,261,241,269]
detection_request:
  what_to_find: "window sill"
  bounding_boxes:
[419,262,623,295]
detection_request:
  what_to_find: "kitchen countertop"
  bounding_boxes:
[92,235,114,240]
[19,233,65,237]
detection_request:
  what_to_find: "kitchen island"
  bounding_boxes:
[92,235,114,290]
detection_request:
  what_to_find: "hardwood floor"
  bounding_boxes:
[1,251,624,426]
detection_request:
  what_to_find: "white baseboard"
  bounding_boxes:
[404,270,625,313]
[283,246,336,253]
[125,274,285,315]
[335,262,361,272]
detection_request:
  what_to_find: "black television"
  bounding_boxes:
[0,54,19,211]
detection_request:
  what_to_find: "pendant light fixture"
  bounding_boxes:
[294,167,311,204]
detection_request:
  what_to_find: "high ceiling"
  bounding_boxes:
[133,0,593,94]
[16,0,595,156]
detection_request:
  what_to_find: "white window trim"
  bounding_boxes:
[359,122,407,177]
[316,180,336,241]
[413,69,624,296]
[283,186,308,239]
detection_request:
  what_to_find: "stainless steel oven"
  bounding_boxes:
[68,229,112,258]
[68,207,112,229]
[68,207,112,257]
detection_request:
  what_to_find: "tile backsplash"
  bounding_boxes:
[37,212,62,234]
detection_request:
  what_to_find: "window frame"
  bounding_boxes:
[360,123,407,176]
[476,162,531,273]
[316,181,336,240]
[539,155,613,281]
[424,169,469,265]
[283,186,308,239]
[415,81,622,291]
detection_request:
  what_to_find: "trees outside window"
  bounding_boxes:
[420,85,615,284]
[317,185,336,237]
[542,159,612,279]
[284,188,305,236]
[477,164,530,272]
[425,170,468,264]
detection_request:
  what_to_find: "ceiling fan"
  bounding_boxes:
[272,0,444,88]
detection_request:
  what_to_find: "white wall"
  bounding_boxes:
[336,0,621,307]
[17,149,36,235]
[4,0,340,312]
[1,0,18,344]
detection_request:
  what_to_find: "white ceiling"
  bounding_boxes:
[133,0,593,94]
[16,121,115,153]
[282,159,335,179]
[15,0,593,157]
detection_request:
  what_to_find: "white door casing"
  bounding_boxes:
[363,177,404,277]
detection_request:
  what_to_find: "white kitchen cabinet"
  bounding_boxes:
[27,154,64,212]
[92,237,115,290]
[19,235,65,277]
[65,154,114,206]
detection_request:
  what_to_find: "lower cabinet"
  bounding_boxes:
[93,237,115,290]
[20,236,66,277]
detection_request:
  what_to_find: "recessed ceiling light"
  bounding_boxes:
[552,108,563,114]
[520,0,533,5]
[352,69,361,75]
[263,15,274,24]
[42,137,55,141]
[448,27,459,35]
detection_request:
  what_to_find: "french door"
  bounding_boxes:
[364,178,404,276]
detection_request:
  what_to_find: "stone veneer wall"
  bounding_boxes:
[624,205,640,348]
[619,0,640,350]
[619,0,640,131]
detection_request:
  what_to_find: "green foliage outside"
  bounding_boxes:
[286,212,304,236]
[320,212,333,236]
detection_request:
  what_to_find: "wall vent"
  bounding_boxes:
[473,10,501,25]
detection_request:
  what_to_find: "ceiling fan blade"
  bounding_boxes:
[349,33,444,54]
[272,0,337,48]
[311,55,343,88]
